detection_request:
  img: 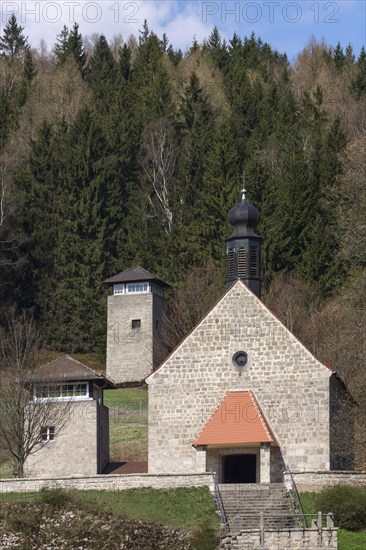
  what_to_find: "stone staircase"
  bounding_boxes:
[218,483,297,532]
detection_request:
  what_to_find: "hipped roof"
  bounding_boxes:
[32,355,115,388]
[103,266,171,288]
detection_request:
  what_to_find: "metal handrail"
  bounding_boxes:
[222,511,333,533]
[284,465,307,528]
[211,472,228,532]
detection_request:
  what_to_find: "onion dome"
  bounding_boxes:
[227,190,260,238]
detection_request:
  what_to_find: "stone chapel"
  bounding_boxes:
[106,193,354,483]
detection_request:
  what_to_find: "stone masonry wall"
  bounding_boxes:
[289,470,366,492]
[106,293,154,383]
[147,280,331,477]
[219,528,338,549]
[0,473,212,493]
[25,401,97,478]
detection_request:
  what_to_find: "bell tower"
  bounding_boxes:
[225,187,262,297]
[104,267,170,384]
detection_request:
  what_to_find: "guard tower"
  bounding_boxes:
[225,188,262,297]
[104,266,171,384]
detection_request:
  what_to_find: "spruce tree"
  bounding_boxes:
[119,43,132,80]
[352,47,366,98]
[54,23,87,76]
[205,26,229,70]
[17,48,37,106]
[131,31,174,123]
[0,14,28,59]
[189,119,240,264]
[41,109,109,351]
[87,35,118,107]
[332,42,345,70]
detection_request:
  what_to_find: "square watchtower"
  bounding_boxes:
[104,266,171,384]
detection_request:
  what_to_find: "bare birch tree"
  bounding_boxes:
[0,311,70,477]
[141,118,176,234]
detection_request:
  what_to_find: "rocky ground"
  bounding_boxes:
[0,502,195,550]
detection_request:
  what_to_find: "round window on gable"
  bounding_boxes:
[232,351,248,369]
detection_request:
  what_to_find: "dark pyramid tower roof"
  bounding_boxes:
[103,266,171,288]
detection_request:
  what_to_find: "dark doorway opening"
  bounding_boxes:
[222,454,256,483]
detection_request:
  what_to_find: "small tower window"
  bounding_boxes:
[41,426,55,442]
[132,319,141,329]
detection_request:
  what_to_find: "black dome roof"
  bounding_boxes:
[227,198,260,238]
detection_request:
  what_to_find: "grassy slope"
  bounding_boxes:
[72,487,219,530]
[104,387,148,462]
[0,487,219,532]
[300,492,366,550]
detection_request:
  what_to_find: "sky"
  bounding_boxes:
[1,0,365,62]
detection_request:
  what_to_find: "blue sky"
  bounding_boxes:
[1,1,365,61]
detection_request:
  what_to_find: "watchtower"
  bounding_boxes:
[104,266,170,384]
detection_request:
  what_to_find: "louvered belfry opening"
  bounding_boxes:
[237,247,247,277]
[228,248,235,279]
[225,194,262,297]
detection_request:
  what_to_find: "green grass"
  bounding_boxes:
[109,423,147,446]
[299,491,366,550]
[104,387,148,407]
[338,530,366,550]
[104,387,148,462]
[1,487,219,532]
[72,487,219,530]
[0,492,39,502]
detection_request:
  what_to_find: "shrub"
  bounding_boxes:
[190,520,219,550]
[39,486,70,509]
[317,485,366,531]
[6,507,42,535]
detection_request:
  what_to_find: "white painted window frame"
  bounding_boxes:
[113,282,150,295]
[40,426,55,442]
[33,382,91,402]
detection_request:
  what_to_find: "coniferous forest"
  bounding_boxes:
[0,17,365,410]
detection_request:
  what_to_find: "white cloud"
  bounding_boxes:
[0,1,363,57]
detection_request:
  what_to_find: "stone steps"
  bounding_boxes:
[218,483,297,532]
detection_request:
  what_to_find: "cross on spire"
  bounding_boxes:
[238,172,246,200]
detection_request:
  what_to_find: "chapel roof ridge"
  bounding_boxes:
[146,277,333,380]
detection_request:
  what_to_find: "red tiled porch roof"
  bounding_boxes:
[193,390,279,447]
